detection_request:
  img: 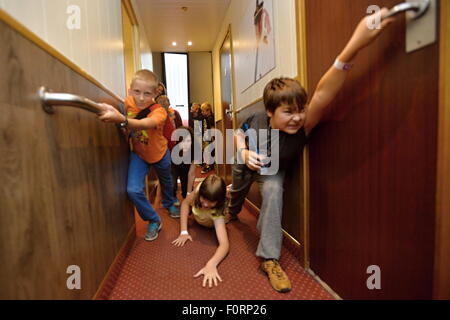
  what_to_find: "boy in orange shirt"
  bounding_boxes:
[98,70,179,241]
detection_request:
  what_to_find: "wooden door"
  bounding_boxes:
[218,30,234,184]
[306,0,439,299]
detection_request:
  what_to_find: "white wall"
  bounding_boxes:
[212,0,298,120]
[189,52,214,107]
[0,0,126,98]
[131,0,152,71]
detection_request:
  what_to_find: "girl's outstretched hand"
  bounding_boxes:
[194,264,223,288]
[172,234,193,247]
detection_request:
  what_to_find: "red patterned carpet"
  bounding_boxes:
[106,171,335,300]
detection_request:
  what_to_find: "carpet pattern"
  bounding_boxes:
[107,181,335,300]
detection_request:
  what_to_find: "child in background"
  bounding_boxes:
[189,103,204,168]
[97,70,180,241]
[200,102,215,174]
[172,175,230,288]
[171,126,199,206]
[189,102,202,130]
[156,95,183,129]
[155,82,167,99]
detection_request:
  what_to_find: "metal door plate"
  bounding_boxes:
[406,0,437,53]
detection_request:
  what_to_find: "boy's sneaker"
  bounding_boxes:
[260,259,292,293]
[145,221,162,241]
[173,200,181,207]
[168,205,180,218]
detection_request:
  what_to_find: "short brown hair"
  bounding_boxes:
[156,95,170,107]
[263,77,308,113]
[131,69,159,88]
[156,82,166,97]
[194,175,227,216]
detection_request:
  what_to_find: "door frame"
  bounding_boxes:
[217,25,237,183]
[295,0,310,268]
[434,0,450,300]
[121,0,140,90]
[218,25,237,130]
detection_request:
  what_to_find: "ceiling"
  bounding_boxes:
[134,0,231,53]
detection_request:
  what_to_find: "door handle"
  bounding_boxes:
[384,0,430,20]
[39,86,110,114]
[225,104,233,120]
[383,0,436,53]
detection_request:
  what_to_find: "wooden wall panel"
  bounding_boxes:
[0,19,134,299]
[215,119,226,179]
[434,0,450,299]
[306,0,438,299]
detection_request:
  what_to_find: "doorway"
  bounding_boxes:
[218,28,234,184]
[163,52,189,124]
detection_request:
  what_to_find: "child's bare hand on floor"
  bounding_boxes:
[172,234,193,247]
[194,264,223,288]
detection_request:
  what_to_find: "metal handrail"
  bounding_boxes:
[39,86,109,114]
[384,0,430,20]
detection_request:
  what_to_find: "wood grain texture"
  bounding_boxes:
[0,20,134,299]
[434,0,450,300]
[219,31,234,185]
[306,0,438,299]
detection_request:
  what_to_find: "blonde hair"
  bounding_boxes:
[201,102,212,114]
[191,103,200,112]
[131,69,159,88]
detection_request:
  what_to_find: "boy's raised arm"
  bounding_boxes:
[304,8,396,134]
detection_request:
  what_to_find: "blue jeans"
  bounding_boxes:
[127,151,175,223]
[229,164,285,260]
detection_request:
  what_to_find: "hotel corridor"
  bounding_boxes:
[98,171,336,300]
[1,0,449,302]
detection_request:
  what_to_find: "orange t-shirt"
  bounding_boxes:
[125,96,168,164]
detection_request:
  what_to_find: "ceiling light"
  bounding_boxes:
[187,41,193,46]
[172,42,177,46]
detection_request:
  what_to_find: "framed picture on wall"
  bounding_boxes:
[235,0,276,93]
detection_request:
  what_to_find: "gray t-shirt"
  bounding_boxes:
[240,110,308,170]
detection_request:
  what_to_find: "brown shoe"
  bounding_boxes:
[260,259,292,293]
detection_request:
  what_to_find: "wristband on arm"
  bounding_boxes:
[334,58,354,71]
[180,230,189,236]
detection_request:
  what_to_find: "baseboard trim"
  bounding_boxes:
[306,268,343,300]
[93,225,136,300]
